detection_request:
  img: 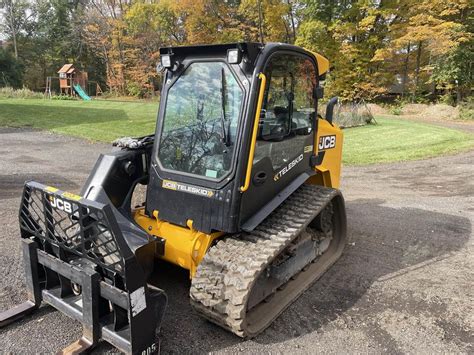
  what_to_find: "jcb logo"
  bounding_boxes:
[49,196,73,213]
[318,135,336,150]
[162,180,177,190]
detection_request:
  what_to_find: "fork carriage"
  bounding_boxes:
[0,182,167,354]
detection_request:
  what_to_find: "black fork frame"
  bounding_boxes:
[0,182,167,354]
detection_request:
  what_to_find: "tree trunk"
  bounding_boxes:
[8,1,18,59]
[258,0,264,43]
[414,41,422,96]
[401,42,411,97]
[287,0,296,43]
[456,80,461,104]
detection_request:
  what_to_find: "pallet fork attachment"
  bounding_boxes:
[0,182,167,354]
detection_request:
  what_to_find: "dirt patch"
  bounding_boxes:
[0,173,79,200]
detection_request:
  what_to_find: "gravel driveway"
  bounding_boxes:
[0,127,473,354]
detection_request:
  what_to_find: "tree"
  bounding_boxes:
[428,0,472,101]
[0,0,32,59]
[372,0,471,100]
[0,46,23,87]
[297,0,392,100]
[0,0,470,101]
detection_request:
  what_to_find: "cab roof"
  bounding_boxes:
[159,42,330,76]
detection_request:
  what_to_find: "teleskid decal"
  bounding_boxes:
[274,154,304,181]
[162,180,215,198]
[318,135,336,150]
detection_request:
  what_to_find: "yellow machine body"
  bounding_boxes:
[307,118,344,188]
[133,209,222,278]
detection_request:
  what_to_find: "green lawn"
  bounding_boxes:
[342,118,474,165]
[0,98,159,142]
[0,98,472,165]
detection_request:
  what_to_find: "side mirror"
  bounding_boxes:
[325,97,338,124]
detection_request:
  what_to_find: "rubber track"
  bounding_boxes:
[190,184,339,337]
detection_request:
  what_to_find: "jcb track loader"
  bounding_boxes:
[1,43,346,353]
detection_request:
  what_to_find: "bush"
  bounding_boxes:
[126,82,156,99]
[458,98,474,120]
[51,94,77,101]
[0,86,43,99]
[126,82,143,98]
[438,93,455,106]
[389,105,402,115]
[330,101,376,128]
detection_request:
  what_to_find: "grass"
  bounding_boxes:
[0,98,159,142]
[0,98,472,165]
[343,117,474,165]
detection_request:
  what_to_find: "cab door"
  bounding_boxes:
[240,51,319,226]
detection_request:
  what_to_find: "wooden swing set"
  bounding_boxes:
[44,64,103,99]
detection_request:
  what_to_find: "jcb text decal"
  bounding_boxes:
[48,196,73,213]
[162,180,214,198]
[318,135,336,150]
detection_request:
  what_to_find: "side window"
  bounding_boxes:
[259,54,316,140]
[254,54,317,169]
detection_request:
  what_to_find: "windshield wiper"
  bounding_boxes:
[220,67,231,146]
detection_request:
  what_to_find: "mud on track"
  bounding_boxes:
[0,127,473,353]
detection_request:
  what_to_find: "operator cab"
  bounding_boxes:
[147,43,328,233]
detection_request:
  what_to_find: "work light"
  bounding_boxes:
[227,49,242,64]
[161,54,172,68]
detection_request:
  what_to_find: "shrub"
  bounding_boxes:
[51,94,77,101]
[438,93,455,106]
[458,98,474,120]
[330,101,377,128]
[389,105,402,115]
[0,86,43,99]
[126,82,142,97]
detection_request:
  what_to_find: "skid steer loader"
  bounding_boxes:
[0,42,346,353]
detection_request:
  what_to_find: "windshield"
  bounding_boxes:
[158,62,243,179]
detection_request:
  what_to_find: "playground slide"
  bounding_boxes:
[73,83,92,101]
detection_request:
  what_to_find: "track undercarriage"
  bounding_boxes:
[190,184,346,337]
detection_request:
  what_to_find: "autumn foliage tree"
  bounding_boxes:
[0,0,471,101]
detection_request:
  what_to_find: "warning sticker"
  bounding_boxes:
[130,286,147,317]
